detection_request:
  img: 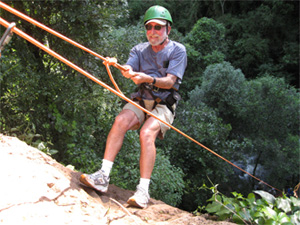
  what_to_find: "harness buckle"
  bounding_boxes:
[153,86,160,92]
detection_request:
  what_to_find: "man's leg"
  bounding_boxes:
[139,116,161,179]
[104,109,140,162]
[127,116,161,208]
[80,109,139,192]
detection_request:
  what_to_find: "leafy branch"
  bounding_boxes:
[196,182,300,225]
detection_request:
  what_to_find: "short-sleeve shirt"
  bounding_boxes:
[126,40,187,100]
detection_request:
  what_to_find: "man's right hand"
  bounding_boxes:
[121,65,136,78]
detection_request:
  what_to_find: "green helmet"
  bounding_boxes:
[144,5,173,25]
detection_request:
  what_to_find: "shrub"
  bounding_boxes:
[197,183,300,225]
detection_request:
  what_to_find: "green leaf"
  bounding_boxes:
[253,211,265,218]
[277,212,290,223]
[239,200,248,208]
[290,210,300,225]
[247,193,256,204]
[225,203,235,211]
[276,198,292,213]
[49,149,58,155]
[237,208,252,221]
[262,206,277,220]
[232,213,246,224]
[254,190,276,204]
[232,192,245,200]
[264,218,277,225]
[290,197,300,207]
[216,205,232,217]
[205,201,222,213]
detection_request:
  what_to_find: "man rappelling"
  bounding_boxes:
[80,5,187,208]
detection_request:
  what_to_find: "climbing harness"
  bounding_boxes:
[0,1,282,194]
[134,83,180,114]
[0,21,15,57]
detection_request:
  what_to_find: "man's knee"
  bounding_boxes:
[113,113,128,129]
[140,127,151,139]
[140,126,158,142]
[114,110,138,131]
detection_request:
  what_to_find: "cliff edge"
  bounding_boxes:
[0,135,236,225]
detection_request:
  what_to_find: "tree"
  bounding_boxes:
[220,1,299,86]
[237,76,300,189]
[198,61,246,126]
[181,17,227,99]
[160,95,234,210]
[0,0,129,164]
[193,62,299,194]
[164,62,299,209]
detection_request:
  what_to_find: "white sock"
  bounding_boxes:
[139,178,150,193]
[100,159,114,177]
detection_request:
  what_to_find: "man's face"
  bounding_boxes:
[145,22,168,46]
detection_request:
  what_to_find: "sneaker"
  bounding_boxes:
[80,170,110,193]
[127,185,150,209]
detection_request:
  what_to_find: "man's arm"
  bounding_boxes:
[150,74,177,89]
[121,65,177,89]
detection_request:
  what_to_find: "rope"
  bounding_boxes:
[103,57,124,95]
[0,1,125,93]
[294,183,300,198]
[0,3,282,194]
[0,2,124,69]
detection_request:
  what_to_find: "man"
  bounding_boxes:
[80,5,187,208]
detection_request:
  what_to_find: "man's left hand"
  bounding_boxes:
[130,72,153,85]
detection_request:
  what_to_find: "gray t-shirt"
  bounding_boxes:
[126,40,187,100]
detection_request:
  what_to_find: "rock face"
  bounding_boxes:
[0,135,236,225]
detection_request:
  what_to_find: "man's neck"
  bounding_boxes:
[151,38,169,53]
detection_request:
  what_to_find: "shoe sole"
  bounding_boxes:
[127,197,147,209]
[79,174,108,193]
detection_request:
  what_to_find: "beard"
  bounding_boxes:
[147,32,168,46]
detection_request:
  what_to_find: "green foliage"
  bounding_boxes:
[193,62,299,193]
[181,17,227,99]
[240,76,299,139]
[110,131,185,206]
[185,17,227,56]
[109,130,141,191]
[37,141,58,156]
[235,76,300,188]
[164,61,299,209]
[161,95,235,210]
[0,0,126,172]
[220,1,299,84]
[198,184,300,225]
[151,152,185,206]
[199,61,246,123]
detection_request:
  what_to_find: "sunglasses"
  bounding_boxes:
[145,24,165,31]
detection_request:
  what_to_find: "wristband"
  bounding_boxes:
[152,77,156,85]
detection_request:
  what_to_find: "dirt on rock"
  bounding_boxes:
[0,134,236,225]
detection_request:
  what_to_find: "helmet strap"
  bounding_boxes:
[159,38,167,45]
[160,22,169,45]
